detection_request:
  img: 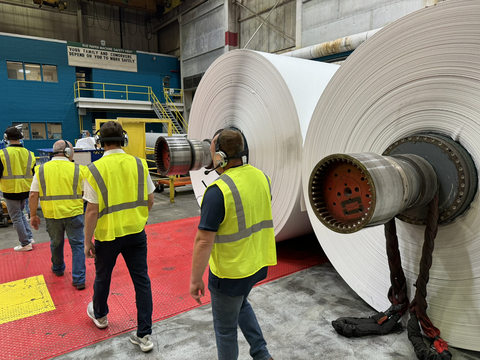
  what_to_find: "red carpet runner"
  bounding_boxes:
[0,216,327,359]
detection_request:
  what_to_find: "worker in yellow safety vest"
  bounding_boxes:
[190,128,277,360]
[29,140,87,290]
[0,125,35,251]
[83,121,155,353]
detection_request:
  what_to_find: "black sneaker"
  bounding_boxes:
[51,265,64,277]
[72,282,85,290]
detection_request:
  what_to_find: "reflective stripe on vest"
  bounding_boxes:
[88,157,148,219]
[214,173,274,244]
[38,163,82,201]
[1,148,33,180]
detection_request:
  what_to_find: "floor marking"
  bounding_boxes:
[0,275,55,324]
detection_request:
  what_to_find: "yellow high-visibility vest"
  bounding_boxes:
[36,160,86,219]
[0,147,35,193]
[86,153,149,241]
[205,164,277,279]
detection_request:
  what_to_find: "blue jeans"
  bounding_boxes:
[6,198,33,246]
[45,215,86,285]
[92,230,152,338]
[209,286,271,360]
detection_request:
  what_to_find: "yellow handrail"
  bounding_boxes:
[73,81,152,101]
[150,91,180,134]
[164,88,183,103]
[163,88,188,133]
[73,81,182,135]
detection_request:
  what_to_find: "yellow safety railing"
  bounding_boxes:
[164,88,188,133]
[150,91,181,134]
[73,81,185,134]
[164,87,183,103]
[74,81,152,101]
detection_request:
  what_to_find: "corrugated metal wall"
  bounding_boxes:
[180,0,225,80]
[0,0,157,52]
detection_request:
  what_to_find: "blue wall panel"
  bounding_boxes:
[0,35,77,154]
[0,33,180,155]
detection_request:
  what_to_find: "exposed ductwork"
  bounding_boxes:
[282,28,382,60]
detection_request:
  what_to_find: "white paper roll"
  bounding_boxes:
[188,49,339,241]
[303,0,480,351]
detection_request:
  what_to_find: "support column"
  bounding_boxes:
[295,0,302,49]
[77,6,83,43]
[224,0,238,52]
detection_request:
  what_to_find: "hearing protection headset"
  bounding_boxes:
[52,140,72,158]
[208,128,249,171]
[4,125,24,141]
[213,130,230,168]
[94,129,129,148]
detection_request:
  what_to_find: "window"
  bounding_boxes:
[43,65,58,82]
[47,123,62,139]
[24,63,41,81]
[7,61,24,80]
[12,123,30,140]
[76,71,86,88]
[31,123,47,140]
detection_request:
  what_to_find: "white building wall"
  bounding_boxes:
[301,0,444,47]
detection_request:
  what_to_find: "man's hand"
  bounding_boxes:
[190,229,216,305]
[85,240,96,259]
[190,280,205,305]
[30,215,41,230]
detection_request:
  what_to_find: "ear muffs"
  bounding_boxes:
[94,129,129,147]
[4,125,24,141]
[212,128,249,168]
[214,131,229,168]
[63,140,72,158]
[52,140,72,158]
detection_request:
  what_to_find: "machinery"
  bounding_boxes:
[308,134,477,232]
[307,133,478,358]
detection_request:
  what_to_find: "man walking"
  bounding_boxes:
[83,121,155,352]
[29,140,87,289]
[0,125,35,251]
[190,128,277,360]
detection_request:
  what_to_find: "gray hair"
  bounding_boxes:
[53,140,72,154]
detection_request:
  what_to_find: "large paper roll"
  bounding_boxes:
[188,49,338,241]
[303,0,480,351]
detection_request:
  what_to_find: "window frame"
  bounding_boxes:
[47,122,63,140]
[6,61,59,83]
[42,64,58,83]
[30,122,48,140]
[24,63,42,82]
[6,61,25,81]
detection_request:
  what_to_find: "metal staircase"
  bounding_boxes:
[152,101,184,134]
[150,90,187,134]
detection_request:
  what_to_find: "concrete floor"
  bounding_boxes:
[1,185,479,359]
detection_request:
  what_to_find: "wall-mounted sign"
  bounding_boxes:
[67,42,137,73]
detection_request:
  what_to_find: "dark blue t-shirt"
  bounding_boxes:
[199,180,268,296]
